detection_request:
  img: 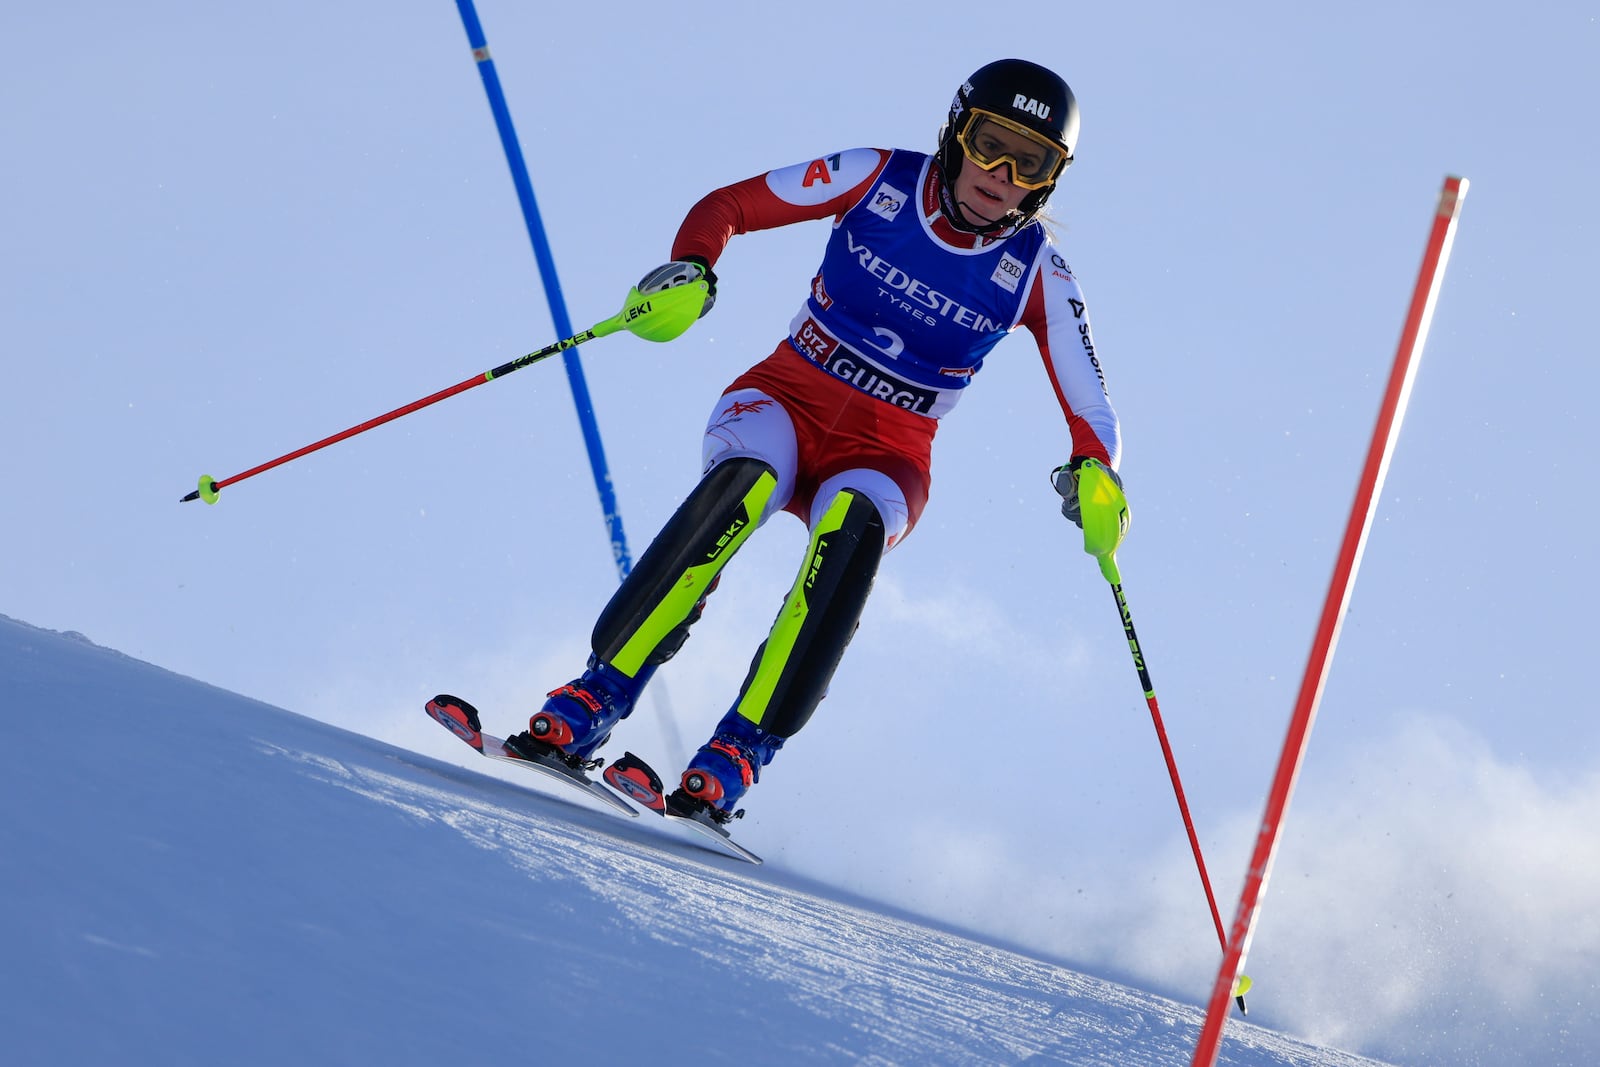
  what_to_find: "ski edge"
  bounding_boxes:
[425,695,638,818]
[664,812,763,865]
[606,750,763,865]
[424,697,761,863]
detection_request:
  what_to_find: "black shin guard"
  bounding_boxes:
[591,457,778,678]
[729,488,886,739]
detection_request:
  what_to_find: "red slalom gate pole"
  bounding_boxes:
[1191,175,1468,1066]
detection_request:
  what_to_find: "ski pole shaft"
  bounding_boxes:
[180,322,611,504]
[178,280,710,505]
[179,280,708,505]
[1109,578,1248,1015]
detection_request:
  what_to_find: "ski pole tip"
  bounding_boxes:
[1232,973,1252,1015]
[187,474,221,505]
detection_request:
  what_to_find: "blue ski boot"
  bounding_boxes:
[670,711,784,822]
[511,655,652,764]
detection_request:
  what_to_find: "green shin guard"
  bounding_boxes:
[732,488,886,738]
[593,457,778,678]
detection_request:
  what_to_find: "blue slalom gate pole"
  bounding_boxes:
[452,0,633,578]
[449,2,689,769]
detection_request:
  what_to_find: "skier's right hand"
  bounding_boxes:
[637,256,717,318]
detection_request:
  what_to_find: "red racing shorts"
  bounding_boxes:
[720,339,937,531]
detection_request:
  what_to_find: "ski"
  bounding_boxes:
[604,751,763,865]
[424,695,761,864]
[424,694,637,819]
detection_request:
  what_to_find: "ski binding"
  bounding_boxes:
[425,693,636,818]
[604,751,762,865]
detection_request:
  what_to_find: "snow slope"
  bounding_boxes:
[0,614,1389,1066]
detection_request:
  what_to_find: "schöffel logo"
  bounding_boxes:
[868,182,908,221]
[1013,94,1051,120]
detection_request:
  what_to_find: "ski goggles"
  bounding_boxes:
[956,109,1069,190]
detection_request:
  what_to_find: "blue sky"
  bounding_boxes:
[4,3,1596,1062]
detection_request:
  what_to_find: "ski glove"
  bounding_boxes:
[1053,457,1130,577]
[637,256,717,319]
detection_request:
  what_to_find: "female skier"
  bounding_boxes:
[506,58,1128,826]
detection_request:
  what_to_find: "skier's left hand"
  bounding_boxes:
[1052,457,1129,569]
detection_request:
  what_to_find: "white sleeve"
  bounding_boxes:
[763,148,890,208]
[1022,247,1122,468]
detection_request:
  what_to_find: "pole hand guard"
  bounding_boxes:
[610,275,711,343]
[1052,457,1129,584]
[635,255,717,320]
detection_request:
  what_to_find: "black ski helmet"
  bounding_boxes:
[937,59,1079,232]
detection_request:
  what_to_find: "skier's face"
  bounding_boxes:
[951,153,1030,226]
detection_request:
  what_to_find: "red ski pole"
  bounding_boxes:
[1109,578,1249,1016]
[1073,459,1249,1014]
[1190,175,1468,1067]
[179,280,707,504]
